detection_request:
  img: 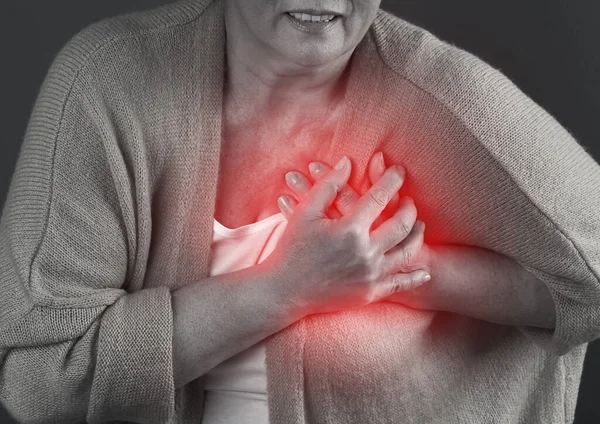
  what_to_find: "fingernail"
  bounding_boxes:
[401,196,414,206]
[393,164,406,177]
[285,172,298,185]
[377,152,385,169]
[335,156,348,170]
[309,162,322,175]
[422,273,431,281]
[278,196,291,210]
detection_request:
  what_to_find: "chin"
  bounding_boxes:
[287,51,340,68]
[276,41,347,69]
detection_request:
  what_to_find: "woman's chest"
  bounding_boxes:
[214,131,335,229]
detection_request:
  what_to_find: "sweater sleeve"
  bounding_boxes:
[430,44,600,356]
[473,70,600,357]
[0,37,175,424]
[376,10,600,357]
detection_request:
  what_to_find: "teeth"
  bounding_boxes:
[288,12,336,23]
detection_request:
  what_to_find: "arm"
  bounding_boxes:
[172,263,299,389]
[390,244,556,329]
[289,155,567,343]
[396,38,600,356]
[0,46,170,423]
[0,38,295,424]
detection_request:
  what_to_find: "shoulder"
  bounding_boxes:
[370,9,582,166]
[370,9,528,123]
[44,0,215,97]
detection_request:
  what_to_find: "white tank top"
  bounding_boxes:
[201,213,288,424]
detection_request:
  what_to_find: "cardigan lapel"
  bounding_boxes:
[177,0,226,290]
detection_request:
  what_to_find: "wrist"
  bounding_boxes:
[254,260,306,324]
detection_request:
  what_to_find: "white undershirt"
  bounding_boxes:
[201,213,288,424]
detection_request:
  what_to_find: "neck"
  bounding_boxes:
[223,7,352,130]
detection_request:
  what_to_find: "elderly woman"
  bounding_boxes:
[1,0,600,423]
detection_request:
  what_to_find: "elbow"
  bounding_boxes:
[0,287,175,424]
[536,287,600,356]
[0,345,92,424]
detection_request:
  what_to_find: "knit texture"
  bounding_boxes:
[1,0,599,423]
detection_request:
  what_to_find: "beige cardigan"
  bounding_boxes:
[1,0,599,422]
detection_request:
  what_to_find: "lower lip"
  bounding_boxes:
[284,13,341,34]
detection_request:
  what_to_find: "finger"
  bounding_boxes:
[368,151,386,186]
[349,164,406,228]
[303,156,352,220]
[308,161,360,216]
[285,169,343,219]
[381,220,426,274]
[370,215,387,232]
[368,152,400,218]
[371,269,431,300]
[371,196,418,253]
[278,192,342,220]
[277,195,298,220]
[285,170,313,200]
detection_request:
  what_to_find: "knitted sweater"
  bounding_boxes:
[1,0,600,423]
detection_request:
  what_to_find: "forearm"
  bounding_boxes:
[171,264,298,389]
[396,245,556,329]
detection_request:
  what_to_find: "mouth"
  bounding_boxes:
[285,10,343,24]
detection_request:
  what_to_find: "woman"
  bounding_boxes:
[1,0,599,423]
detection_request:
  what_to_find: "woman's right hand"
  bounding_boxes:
[262,156,431,318]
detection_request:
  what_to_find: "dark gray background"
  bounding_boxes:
[1,1,598,423]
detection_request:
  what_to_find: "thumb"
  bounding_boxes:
[303,156,351,220]
[377,270,431,299]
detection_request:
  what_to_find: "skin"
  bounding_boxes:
[223,1,556,329]
[279,153,557,329]
[223,0,381,129]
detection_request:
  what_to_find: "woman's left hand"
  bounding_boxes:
[279,153,556,328]
[280,152,434,285]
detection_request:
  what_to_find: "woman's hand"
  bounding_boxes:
[279,152,433,277]
[282,152,400,226]
[277,153,556,329]
[261,156,431,320]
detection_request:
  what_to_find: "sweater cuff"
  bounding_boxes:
[517,267,600,356]
[86,286,175,423]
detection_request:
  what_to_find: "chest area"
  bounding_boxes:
[214,129,337,229]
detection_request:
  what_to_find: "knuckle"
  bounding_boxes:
[346,221,363,238]
[394,219,411,238]
[402,247,413,266]
[364,267,378,283]
[359,248,376,266]
[356,248,379,275]
[338,224,362,251]
[319,179,339,197]
[336,187,354,207]
[391,274,404,291]
[369,188,390,208]
[402,221,412,236]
